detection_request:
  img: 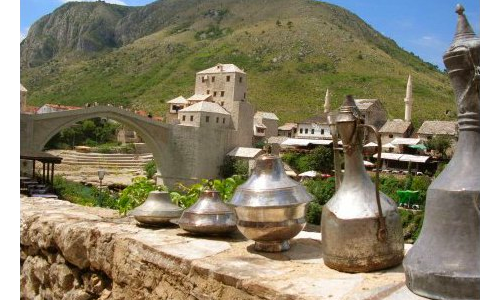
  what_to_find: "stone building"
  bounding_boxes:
[278,123,297,138]
[178,101,232,129]
[253,111,279,144]
[416,121,458,141]
[354,99,388,130]
[378,120,413,146]
[296,113,331,140]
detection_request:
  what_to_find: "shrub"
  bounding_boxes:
[144,160,157,179]
[116,176,165,215]
[306,202,323,225]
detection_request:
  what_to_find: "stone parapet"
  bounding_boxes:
[20,197,426,300]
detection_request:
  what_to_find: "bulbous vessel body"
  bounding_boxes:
[403,5,480,299]
[230,154,313,252]
[322,95,403,272]
[178,190,237,235]
[129,191,183,226]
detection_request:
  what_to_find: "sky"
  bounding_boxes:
[20,0,479,70]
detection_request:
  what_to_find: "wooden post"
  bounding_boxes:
[32,160,36,179]
[51,163,55,185]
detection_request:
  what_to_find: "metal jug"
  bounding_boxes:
[178,190,237,235]
[321,95,404,272]
[129,191,183,226]
[230,154,313,252]
[403,5,480,299]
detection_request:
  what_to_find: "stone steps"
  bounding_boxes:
[56,151,154,168]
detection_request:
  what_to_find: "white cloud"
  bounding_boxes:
[61,0,128,6]
[411,35,447,49]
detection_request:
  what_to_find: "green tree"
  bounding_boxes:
[425,136,453,158]
[307,146,333,174]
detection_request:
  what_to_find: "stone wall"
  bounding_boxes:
[21,197,426,300]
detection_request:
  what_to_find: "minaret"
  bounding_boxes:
[404,74,413,122]
[323,88,331,113]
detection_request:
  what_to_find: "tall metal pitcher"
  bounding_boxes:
[403,5,480,299]
[321,95,404,272]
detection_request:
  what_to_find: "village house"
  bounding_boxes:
[253,111,279,144]
[278,123,297,138]
[378,120,413,146]
[416,120,458,141]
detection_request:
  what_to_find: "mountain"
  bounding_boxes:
[20,0,455,126]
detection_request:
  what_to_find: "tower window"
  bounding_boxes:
[321,129,324,135]
[190,115,193,121]
[223,118,226,124]
[300,128,303,134]
[221,101,224,107]
[212,76,215,82]
[206,116,210,122]
[214,91,217,97]
[216,117,219,123]
[243,92,246,99]
[305,128,309,134]
[239,77,242,83]
[311,129,315,134]
[221,91,225,97]
[207,90,210,94]
[389,134,394,138]
[226,76,230,82]
[182,115,186,121]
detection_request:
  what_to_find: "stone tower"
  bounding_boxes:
[323,88,331,113]
[404,74,413,122]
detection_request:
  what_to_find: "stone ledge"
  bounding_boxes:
[20,197,427,300]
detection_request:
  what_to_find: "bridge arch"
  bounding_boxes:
[22,106,171,185]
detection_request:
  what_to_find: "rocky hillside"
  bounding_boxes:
[21,0,455,125]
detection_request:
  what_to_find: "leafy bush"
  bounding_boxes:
[306,202,323,225]
[399,209,425,243]
[282,146,333,174]
[144,160,157,179]
[219,157,248,178]
[116,176,165,215]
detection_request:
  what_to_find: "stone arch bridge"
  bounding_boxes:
[21,106,250,186]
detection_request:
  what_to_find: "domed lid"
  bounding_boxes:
[183,190,233,215]
[129,191,183,218]
[230,154,313,207]
[447,5,479,51]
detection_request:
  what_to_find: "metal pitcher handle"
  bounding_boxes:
[361,124,387,241]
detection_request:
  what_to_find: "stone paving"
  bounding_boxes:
[21,197,427,300]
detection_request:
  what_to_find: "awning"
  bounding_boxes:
[298,170,320,177]
[374,153,429,163]
[382,143,396,148]
[281,138,336,147]
[399,154,430,163]
[363,160,375,167]
[409,144,427,150]
[391,138,421,145]
[364,142,378,147]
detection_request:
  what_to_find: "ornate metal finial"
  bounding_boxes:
[443,3,479,131]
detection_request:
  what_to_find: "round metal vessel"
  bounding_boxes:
[230,154,313,252]
[178,190,237,235]
[129,191,183,226]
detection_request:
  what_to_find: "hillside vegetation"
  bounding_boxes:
[21,0,455,126]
